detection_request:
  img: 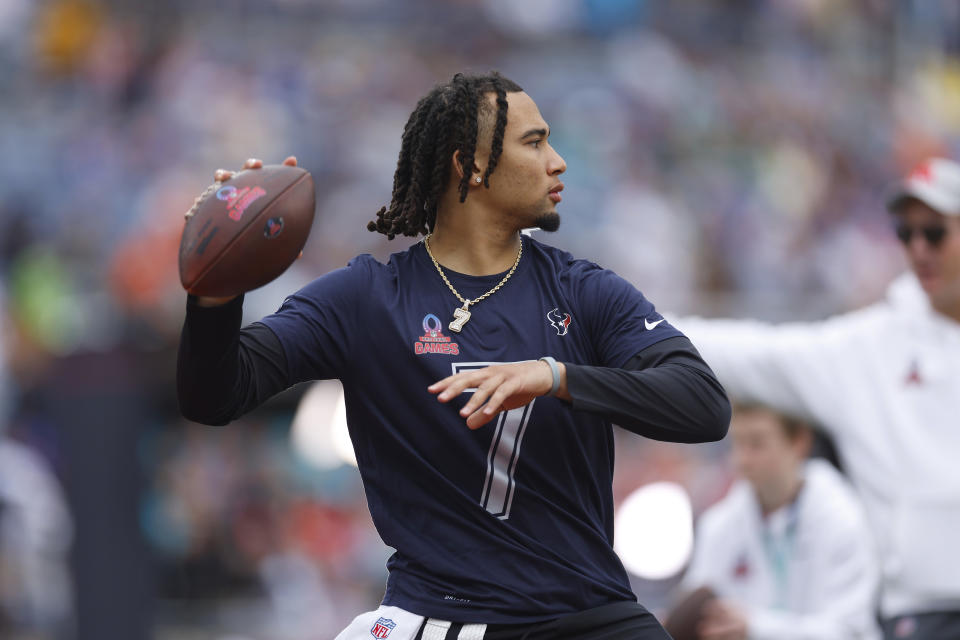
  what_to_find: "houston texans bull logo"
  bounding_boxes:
[547,308,572,336]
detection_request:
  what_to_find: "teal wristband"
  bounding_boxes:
[538,356,561,396]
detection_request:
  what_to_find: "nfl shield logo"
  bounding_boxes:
[370,617,397,639]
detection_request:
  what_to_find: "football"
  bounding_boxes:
[179,164,316,297]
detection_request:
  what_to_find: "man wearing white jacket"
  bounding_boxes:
[677,405,880,640]
[674,157,960,640]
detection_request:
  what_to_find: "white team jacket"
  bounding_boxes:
[675,272,960,618]
[682,460,880,640]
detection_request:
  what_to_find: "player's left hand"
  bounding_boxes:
[429,360,567,430]
[699,599,748,640]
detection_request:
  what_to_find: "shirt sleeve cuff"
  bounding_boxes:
[562,362,591,408]
[184,294,245,351]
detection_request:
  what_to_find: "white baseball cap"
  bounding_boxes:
[887,157,960,217]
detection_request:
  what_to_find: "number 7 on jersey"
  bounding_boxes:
[452,362,536,520]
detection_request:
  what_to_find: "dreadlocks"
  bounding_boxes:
[367,72,523,239]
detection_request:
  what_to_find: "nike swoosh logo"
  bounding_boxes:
[644,318,665,330]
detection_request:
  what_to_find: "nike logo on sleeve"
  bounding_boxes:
[644,318,665,330]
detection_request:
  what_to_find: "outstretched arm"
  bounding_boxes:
[671,313,867,431]
[177,156,303,426]
[177,295,290,425]
[429,336,730,443]
[565,336,730,443]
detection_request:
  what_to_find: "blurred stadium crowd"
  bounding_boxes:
[0,0,958,638]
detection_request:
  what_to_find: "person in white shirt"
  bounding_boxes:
[671,404,880,640]
[673,157,960,640]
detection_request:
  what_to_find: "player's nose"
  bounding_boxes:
[905,235,935,261]
[548,145,566,176]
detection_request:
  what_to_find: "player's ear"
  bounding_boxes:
[451,150,483,183]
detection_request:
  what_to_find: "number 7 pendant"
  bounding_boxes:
[449,302,472,333]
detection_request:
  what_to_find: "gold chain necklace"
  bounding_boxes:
[423,234,523,333]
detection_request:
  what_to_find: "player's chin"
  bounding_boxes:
[534,211,561,233]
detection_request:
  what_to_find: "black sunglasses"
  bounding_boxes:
[895,224,948,248]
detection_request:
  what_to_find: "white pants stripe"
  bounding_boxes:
[419,618,487,640]
[456,622,487,639]
[420,619,451,640]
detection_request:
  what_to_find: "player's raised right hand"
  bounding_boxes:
[181,155,313,306]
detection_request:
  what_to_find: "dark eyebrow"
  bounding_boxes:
[520,127,549,140]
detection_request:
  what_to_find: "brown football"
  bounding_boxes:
[179,165,315,297]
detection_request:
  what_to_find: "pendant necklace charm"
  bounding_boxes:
[449,301,472,333]
[422,234,522,335]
